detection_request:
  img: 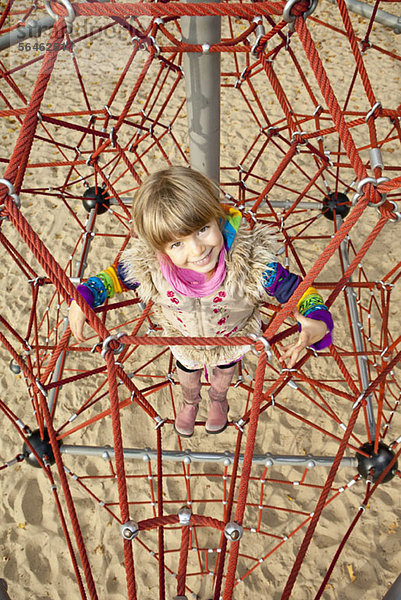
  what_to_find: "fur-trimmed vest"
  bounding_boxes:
[121,221,276,368]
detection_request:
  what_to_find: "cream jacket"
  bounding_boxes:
[121,222,276,368]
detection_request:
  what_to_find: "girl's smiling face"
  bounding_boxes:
[162,220,224,276]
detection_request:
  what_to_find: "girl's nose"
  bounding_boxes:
[189,237,204,257]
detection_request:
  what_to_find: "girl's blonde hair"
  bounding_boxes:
[132,166,226,251]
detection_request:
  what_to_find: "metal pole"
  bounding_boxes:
[337,215,376,439]
[0,16,55,52]
[328,0,401,34]
[60,444,358,468]
[105,197,324,211]
[181,1,221,182]
[383,575,401,600]
[47,207,98,414]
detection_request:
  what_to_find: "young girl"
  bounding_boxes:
[69,166,333,437]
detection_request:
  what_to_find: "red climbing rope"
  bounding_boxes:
[0,2,400,599]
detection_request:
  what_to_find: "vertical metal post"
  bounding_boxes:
[181,0,221,182]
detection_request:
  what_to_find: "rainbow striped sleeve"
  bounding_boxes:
[262,262,333,350]
[77,264,139,308]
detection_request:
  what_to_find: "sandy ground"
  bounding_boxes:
[0,2,400,599]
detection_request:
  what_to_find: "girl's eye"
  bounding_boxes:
[171,241,182,249]
[199,225,209,234]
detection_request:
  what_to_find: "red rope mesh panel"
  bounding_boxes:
[0,2,400,599]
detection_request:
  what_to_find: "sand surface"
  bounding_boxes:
[0,2,400,599]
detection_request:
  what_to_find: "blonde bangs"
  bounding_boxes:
[132,166,226,250]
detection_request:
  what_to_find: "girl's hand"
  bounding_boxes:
[279,310,328,369]
[69,300,88,342]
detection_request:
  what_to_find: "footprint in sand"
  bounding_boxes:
[21,478,43,527]
[24,540,51,585]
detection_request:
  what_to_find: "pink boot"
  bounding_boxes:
[174,365,202,437]
[205,364,236,434]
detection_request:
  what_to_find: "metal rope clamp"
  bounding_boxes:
[101,332,126,358]
[120,520,139,540]
[283,0,319,31]
[352,176,389,207]
[251,17,267,57]
[381,200,401,223]
[290,130,308,147]
[224,521,243,542]
[0,178,21,210]
[177,506,192,526]
[148,35,161,57]
[44,0,76,34]
[153,415,167,430]
[249,333,272,361]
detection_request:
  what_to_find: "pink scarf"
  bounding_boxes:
[159,246,226,297]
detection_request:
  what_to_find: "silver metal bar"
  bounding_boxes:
[337,216,376,439]
[46,314,69,415]
[181,0,221,182]
[74,207,98,280]
[0,16,55,52]
[109,197,132,206]
[60,444,358,468]
[267,200,323,210]
[327,0,401,34]
[47,208,98,415]
[107,197,322,211]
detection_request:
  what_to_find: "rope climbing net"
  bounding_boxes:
[0,1,400,598]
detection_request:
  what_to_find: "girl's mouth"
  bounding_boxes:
[191,250,212,266]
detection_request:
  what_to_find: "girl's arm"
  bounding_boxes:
[262,262,333,367]
[69,264,140,342]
